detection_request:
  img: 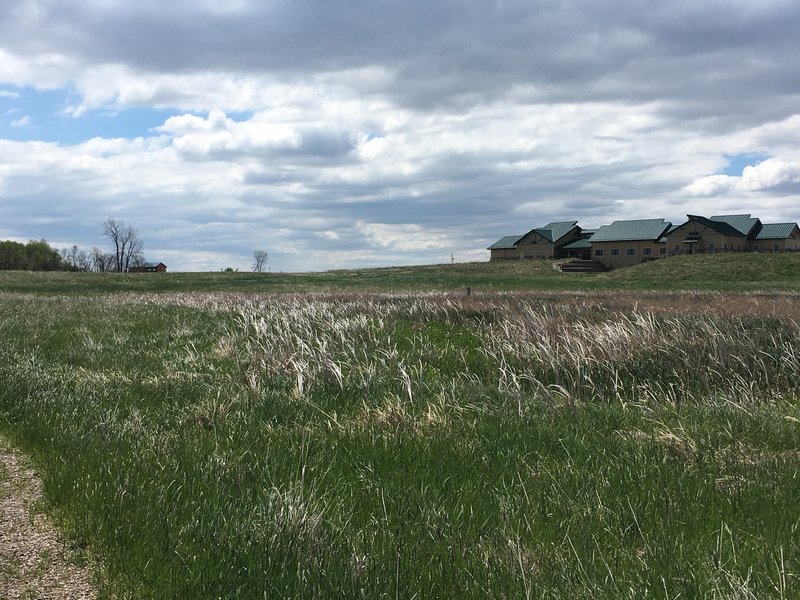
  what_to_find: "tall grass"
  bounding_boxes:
[0,289,797,598]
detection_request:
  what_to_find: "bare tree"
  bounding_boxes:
[70,246,88,271]
[59,245,91,271]
[89,247,113,272]
[252,250,269,273]
[102,219,143,272]
[129,249,146,269]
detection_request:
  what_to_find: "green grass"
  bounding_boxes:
[0,287,798,598]
[0,260,585,295]
[2,252,799,295]
[601,252,800,290]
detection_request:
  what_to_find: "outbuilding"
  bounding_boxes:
[128,262,167,273]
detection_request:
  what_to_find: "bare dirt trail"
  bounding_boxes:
[0,437,97,600]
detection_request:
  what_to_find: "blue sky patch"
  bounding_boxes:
[721,152,770,177]
[0,85,181,144]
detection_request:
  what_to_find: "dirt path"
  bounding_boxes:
[0,437,97,600]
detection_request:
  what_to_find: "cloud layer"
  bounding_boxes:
[1,0,799,270]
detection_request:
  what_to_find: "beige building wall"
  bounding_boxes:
[592,240,667,269]
[784,229,800,251]
[751,231,800,252]
[664,223,746,255]
[490,248,519,260]
[516,228,581,259]
[516,233,556,259]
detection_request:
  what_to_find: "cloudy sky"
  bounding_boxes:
[2,0,800,271]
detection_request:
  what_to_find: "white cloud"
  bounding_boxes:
[0,49,76,90]
[357,221,453,251]
[1,92,798,271]
[682,158,800,198]
[0,0,799,270]
[10,115,31,127]
[681,175,738,197]
[740,159,800,190]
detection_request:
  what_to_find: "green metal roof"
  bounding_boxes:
[560,238,591,249]
[710,214,760,236]
[487,235,523,250]
[754,223,799,240]
[520,221,578,244]
[589,219,672,242]
[540,221,579,243]
[664,225,679,235]
[682,215,744,237]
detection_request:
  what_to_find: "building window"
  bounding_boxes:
[642,247,652,256]
[610,248,620,256]
[626,248,636,256]
[659,247,666,255]
[708,243,715,252]
[674,244,680,253]
[774,243,780,252]
[594,249,604,257]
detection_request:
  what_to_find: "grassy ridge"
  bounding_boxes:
[1,252,800,295]
[602,252,800,289]
[0,290,798,598]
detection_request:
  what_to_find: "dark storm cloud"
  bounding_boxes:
[5,0,800,124]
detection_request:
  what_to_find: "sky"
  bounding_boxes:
[1,0,800,272]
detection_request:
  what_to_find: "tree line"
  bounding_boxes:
[0,219,146,272]
[1,220,270,273]
[0,239,73,271]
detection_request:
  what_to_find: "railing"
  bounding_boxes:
[666,248,800,257]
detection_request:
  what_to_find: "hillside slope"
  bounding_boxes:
[0,253,798,294]
[599,252,800,290]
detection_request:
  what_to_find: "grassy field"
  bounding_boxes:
[1,252,800,295]
[0,257,798,598]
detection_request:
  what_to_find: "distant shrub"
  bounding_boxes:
[0,239,73,271]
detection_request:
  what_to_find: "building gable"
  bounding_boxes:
[541,221,580,244]
[710,214,760,237]
[517,229,549,245]
[518,220,579,246]
[669,215,746,239]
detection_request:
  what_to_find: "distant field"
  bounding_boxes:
[0,262,798,598]
[1,252,800,295]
